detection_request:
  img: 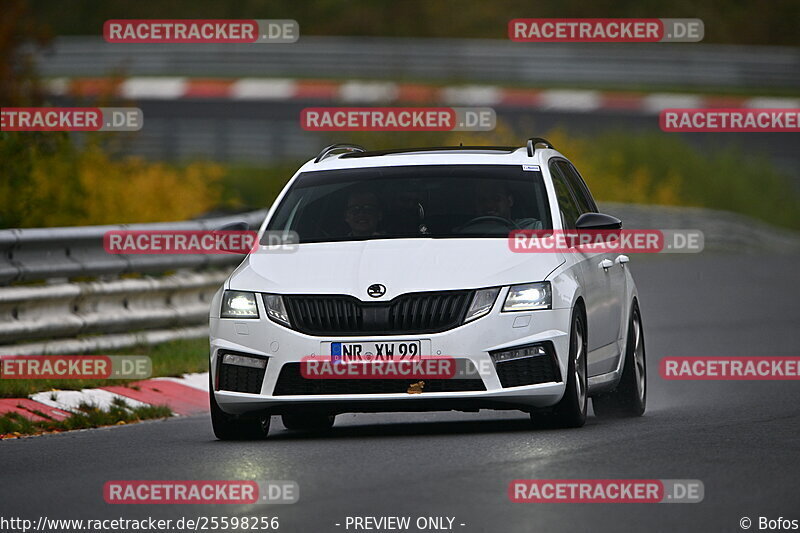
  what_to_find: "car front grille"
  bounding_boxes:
[272,363,486,395]
[280,290,474,336]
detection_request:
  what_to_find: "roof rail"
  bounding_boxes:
[526,137,554,157]
[314,144,366,163]
[339,146,518,158]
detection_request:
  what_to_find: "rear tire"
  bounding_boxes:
[281,413,336,432]
[531,308,587,428]
[592,303,647,418]
[210,376,270,440]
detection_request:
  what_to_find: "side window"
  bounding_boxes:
[549,162,582,229]
[557,161,597,213]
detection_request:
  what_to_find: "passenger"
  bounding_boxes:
[473,182,542,230]
[344,190,384,236]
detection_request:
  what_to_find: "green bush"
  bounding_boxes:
[0,132,225,228]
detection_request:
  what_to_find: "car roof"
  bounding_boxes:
[296,146,565,173]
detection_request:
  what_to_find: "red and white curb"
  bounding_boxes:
[45,77,800,114]
[0,372,209,423]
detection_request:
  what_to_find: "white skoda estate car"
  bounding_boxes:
[209,139,647,439]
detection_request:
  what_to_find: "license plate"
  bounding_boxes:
[330,341,421,363]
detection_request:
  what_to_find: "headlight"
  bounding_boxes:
[464,288,500,322]
[220,290,259,319]
[503,282,551,312]
[262,293,290,326]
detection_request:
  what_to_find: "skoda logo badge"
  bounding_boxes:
[367,284,386,298]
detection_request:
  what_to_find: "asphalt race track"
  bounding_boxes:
[2,252,799,533]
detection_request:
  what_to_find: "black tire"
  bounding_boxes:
[210,376,270,440]
[592,303,647,418]
[281,413,336,432]
[531,308,587,428]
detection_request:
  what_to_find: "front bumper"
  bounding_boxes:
[210,305,572,416]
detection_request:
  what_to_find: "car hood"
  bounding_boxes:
[228,239,565,300]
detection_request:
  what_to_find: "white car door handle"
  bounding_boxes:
[615,255,630,266]
[599,259,614,270]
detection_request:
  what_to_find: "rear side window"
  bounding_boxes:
[556,160,596,214]
[549,162,582,229]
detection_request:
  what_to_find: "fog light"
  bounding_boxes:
[490,344,547,363]
[222,353,267,369]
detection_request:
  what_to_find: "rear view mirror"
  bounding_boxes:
[575,212,622,230]
[212,221,252,253]
[215,221,249,232]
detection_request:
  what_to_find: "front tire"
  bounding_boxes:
[592,303,647,418]
[531,308,587,428]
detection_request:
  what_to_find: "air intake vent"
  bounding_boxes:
[273,363,486,395]
[217,351,268,394]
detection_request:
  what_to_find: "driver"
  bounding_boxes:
[344,190,385,236]
[473,182,542,229]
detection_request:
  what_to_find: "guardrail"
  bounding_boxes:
[0,210,266,355]
[600,203,800,254]
[34,36,800,89]
[0,210,266,285]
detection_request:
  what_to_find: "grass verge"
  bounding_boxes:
[0,398,173,439]
[0,337,209,398]
[0,338,207,437]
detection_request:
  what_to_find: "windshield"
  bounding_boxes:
[264,164,552,243]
